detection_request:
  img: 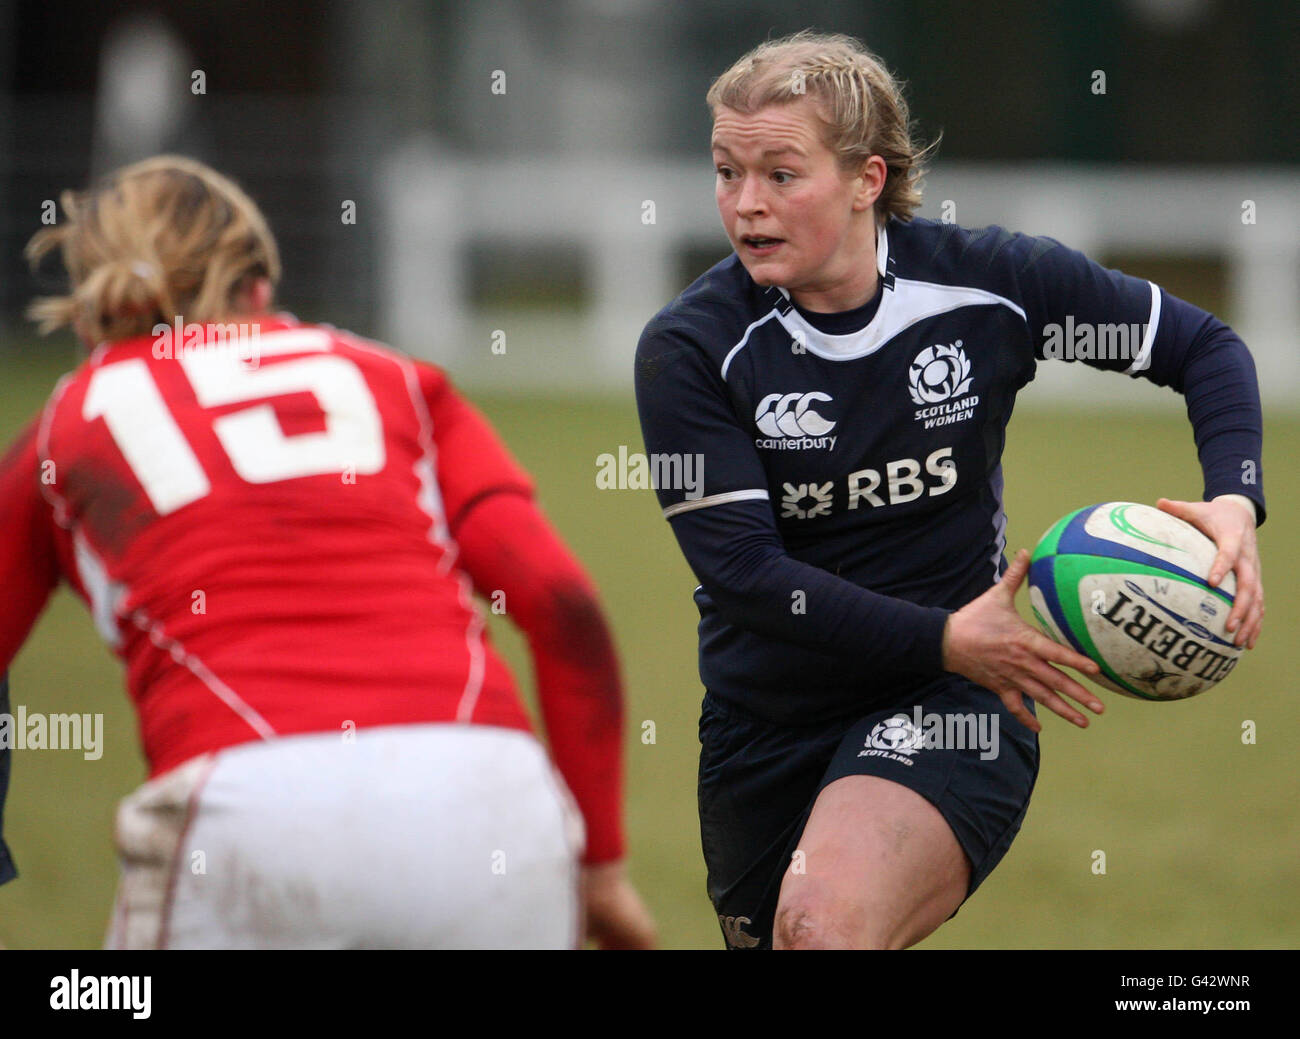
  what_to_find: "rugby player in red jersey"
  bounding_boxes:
[0,155,656,949]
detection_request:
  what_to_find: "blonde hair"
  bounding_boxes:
[706,30,936,224]
[25,155,281,344]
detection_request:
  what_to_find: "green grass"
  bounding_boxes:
[0,346,1295,949]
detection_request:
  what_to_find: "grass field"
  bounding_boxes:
[0,343,1295,949]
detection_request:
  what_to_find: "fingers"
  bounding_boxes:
[1158,497,1220,545]
[1015,673,1091,728]
[997,687,1041,734]
[1227,547,1264,649]
[998,548,1031,597]
[1202,523,1261,648]
[1157,496,1264,649]
[993,628,1106,732]
[1223,547,1252,639]
[1247,593,1265,650]
[1031,629,1100,678]
[1208,544,1237,589]
[1000,661,1101,731]
[1156,497,1197,524]
[1027,655,1105,713]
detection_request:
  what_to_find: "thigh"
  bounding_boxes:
[775,775,968,949]
[696,693,846,950]
[774,677,1039,949]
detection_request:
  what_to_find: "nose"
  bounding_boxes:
[735,173,767,218]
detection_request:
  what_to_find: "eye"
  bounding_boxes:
[715,165,737,181]
[771,170,795,186]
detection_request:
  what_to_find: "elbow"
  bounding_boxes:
[698,563,791,635]
[526,575,621,677]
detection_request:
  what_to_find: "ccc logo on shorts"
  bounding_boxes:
[754,392,836,438]
[719,914,761,948]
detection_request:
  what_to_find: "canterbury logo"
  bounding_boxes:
[719,914,761,949]
[755,392,835,438]
[908,342,973,405]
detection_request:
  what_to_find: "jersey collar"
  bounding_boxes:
[767,222,897,360]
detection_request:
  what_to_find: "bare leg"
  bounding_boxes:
[773,775,970,950]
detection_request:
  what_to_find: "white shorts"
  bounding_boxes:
[106,724,584,949]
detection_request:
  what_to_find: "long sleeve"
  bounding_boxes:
[0,673,15,885]
[1001,232,1266,523]
[635,327,951,677]
[0,419,63,888]
[0,418,60,674]
[422,367,626,864]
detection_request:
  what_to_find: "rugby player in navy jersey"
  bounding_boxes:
[635,31,1265,950]
[0,674,13,891]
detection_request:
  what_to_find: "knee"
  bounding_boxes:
[773,900,890,950]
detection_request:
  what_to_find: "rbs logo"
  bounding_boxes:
[781,447,958,520]
[848,447,957,509]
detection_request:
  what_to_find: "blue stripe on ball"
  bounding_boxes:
[1054,509,1217,592]
[1029,555,1088,657]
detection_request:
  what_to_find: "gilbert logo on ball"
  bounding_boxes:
[1027,502,1240,701]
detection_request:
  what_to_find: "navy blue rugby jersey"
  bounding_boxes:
[634,217,1265,725]
[0,673,13,884]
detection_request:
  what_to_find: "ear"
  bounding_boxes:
[852,155,888,213]
[235,276,273,314]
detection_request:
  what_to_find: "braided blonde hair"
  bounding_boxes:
[25,155,280,344]
[706,31,935,224]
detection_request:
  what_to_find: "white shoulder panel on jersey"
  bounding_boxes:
[777,278,1028,363]
[719,223,1029,371]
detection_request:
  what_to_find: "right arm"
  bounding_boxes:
[635,327,950,673]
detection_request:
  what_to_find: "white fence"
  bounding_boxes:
[381,139,1299,405]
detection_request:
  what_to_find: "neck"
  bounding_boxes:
[789,222,880,313]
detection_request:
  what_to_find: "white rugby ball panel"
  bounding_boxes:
[1028,502,1241,701]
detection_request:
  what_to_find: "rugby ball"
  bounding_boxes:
[1027,502,1240,701]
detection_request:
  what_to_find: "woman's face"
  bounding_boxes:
[712,97,884,312]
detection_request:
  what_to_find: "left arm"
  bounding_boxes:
[418,363,656,948]
[1141,297,1263,647]
[0,419,64,888]
[1005,234,1265,648]
[1103,291,1264,649]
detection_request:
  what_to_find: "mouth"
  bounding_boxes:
[740,234,784,254]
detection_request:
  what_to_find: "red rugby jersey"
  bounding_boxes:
[0,315,624,862]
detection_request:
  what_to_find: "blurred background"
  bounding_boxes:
[0,0,1296,949]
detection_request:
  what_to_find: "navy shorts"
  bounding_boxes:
[697,673,1039,949]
